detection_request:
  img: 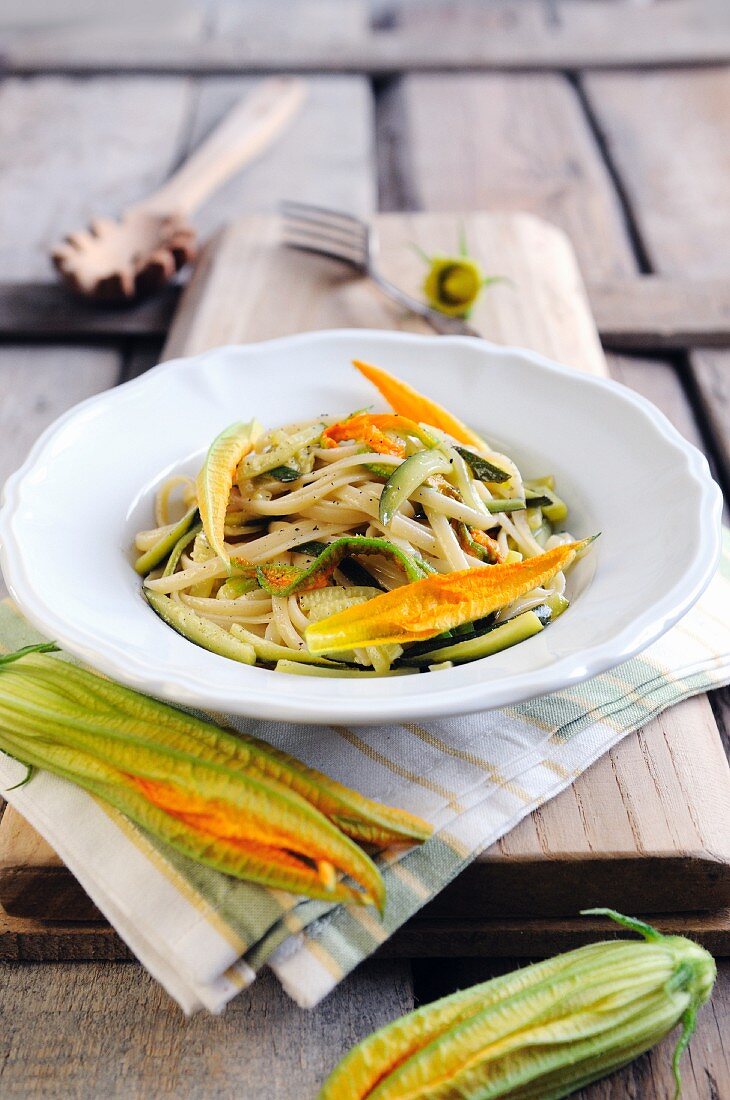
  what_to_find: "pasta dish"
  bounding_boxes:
[134,360,594,676]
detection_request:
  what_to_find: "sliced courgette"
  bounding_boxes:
[299,586,383,622]
[400,609,544,666]
[230,625,343,667]
[134,507,199,576]
[217,576,261,599]
[379,449,451,526]
[275,660,416,678]
[239,424,322,480]
[454,446,510,484]
[545,592,569,619]
[267,465,301,482]
[162,521,203,578]
[145,590,256,664]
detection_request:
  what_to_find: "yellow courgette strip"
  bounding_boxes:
[306,539,594,653]
[196,419,262,563]
[353,359,485,449]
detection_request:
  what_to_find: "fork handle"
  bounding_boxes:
[137,78,306,217]
[369,270,479,337]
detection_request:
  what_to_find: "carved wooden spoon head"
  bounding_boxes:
[50,76,307,302]
[52,209,197,301]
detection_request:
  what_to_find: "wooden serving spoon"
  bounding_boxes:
[52,76,306,301]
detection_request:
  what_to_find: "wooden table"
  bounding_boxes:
[0,2,728,1096]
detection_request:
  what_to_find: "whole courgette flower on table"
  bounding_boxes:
[319,910,716,1099]
[0,644,432,908]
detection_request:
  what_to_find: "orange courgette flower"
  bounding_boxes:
[353,359,486,449]
[322,412,437,459]
[464,526,505,564]
[306,539,594,653]
[0,650,431,907]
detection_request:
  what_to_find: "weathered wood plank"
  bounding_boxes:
[0,345,121,655]
[1,0,728,73]
[588,275,730,350]
[4,275,730,350]
[0,75,193,280]
[210,0,368,44]
[379,71,635,279]
[0,281,178,339]
[583,67,730,279]
[583,68,730,786]
[0,0,206,38]
[583,66,730,485]
[0,958,414,1099]
[184,75,376,232]
[0,344,120,490]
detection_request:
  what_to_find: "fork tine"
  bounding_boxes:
[283,240,364,268]
[283,239,365,267]
[282,221,366,254]
[281,215,368,253]
[281,213,367,249]
[280,200,367,232]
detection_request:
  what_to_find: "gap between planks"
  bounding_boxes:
[2,274,730,350]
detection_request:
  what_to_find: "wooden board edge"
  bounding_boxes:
[3,908,729,963]
[3,849,730,923]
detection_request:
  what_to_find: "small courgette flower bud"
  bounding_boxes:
[423,255,485,317]
[418,229,506,319]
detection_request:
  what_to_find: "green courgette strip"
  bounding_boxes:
[162,522,203,578]
[454,446,511,484]
[267,465,301,482]
[217,576,261,599]
[145,590,256,664]
[400,609,545,666]
[379,450,453,527]
[275,660,416,679]
[134,507,199,576]
[238,424,323,481]
[230,625,344,668]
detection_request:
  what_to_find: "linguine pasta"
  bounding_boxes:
[135,364,586,676]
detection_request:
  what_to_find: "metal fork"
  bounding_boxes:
[280,201,479,337]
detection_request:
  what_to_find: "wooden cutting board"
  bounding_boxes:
[2,211,730,957]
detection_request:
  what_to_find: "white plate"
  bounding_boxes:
[0,330,722,725]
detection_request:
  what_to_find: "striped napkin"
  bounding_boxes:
[0,533,728,1014]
